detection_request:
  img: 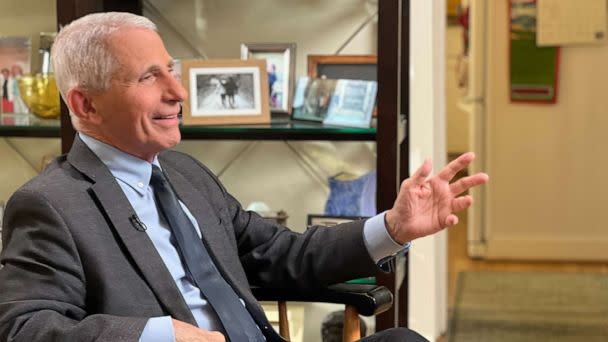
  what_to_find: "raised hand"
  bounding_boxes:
[385,152,488,244]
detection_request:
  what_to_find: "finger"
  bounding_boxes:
[452,195,473,212]
[410,158,432,185]
[449,172,489,195]
[445,214,459,226]
[437,152,475,182]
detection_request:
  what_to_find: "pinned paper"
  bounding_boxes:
[537,0,607,46]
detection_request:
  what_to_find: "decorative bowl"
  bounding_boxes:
[17,74,60,119]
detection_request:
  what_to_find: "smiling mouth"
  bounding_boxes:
[152,114,179,120]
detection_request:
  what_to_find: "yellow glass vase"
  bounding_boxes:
[17,74,61,119]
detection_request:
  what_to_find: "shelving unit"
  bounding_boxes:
[52,0,411,332]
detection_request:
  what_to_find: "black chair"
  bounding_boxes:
[252,283,393,341]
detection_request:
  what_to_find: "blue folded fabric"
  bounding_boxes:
[324,170,376,217]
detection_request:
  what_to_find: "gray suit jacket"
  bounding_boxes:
[0,136,381,342]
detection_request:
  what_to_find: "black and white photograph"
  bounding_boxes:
[195,72,255,112]
[241,43,296,115]
[180,59,270,126]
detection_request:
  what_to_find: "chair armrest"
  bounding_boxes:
[251,283,393,316]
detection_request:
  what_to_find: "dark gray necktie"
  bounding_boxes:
[150,165,264,341]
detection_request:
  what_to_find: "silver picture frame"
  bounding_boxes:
[241,42,296,115]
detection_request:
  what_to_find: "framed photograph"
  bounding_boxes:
[0,36,31,114]
[307,55,377,117]
[181,59,270,126]
[307,214,367,228]
[241,43,296,115]
[292,77,337,122]
[323,79,377,128]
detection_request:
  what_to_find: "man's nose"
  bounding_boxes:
[166,74,187,102]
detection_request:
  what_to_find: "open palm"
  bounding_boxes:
[385,152,488,244]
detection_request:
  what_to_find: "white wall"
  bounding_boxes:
[471,0,608,260]
[147,0,378,77]
[408,0,447,340]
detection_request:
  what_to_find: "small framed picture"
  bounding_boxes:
[322,79,377,128]
[307,214,367,228]
[307,55,378,118]
[0,36,32,114]
[292,77,338,122]
[241,43,296,115]
[181,59,270,126]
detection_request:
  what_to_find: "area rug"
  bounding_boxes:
[449,271,608,342]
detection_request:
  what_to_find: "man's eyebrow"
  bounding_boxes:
[141,60,175,76]
[140,65,161,76]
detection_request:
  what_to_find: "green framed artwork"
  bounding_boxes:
[509,0,560,103]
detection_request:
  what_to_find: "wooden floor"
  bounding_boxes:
[435,210,608,342]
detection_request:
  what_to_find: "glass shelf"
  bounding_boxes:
[0,113,60,138]
[179,118,377,141]
[0,114,376,141]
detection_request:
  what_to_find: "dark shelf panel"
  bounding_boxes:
[0,114,61,138]
[180,119,376,141]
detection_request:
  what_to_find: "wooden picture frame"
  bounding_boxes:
[307,55,377,117]
[241,43,296,115]
[181,59,270,126]
[307,55,376,80]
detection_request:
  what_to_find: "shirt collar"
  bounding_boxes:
[79,133,160,196]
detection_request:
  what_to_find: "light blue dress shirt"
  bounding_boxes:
[79,133,409,341]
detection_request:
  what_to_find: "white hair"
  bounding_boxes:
[51,12,157,125]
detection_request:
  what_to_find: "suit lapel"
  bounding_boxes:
[67,136,196,324]
[160,163,272,324]
[67,137,279,337]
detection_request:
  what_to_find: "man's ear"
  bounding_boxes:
[66,88,102,125]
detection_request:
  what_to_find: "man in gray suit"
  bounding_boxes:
[0,12,488,342]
